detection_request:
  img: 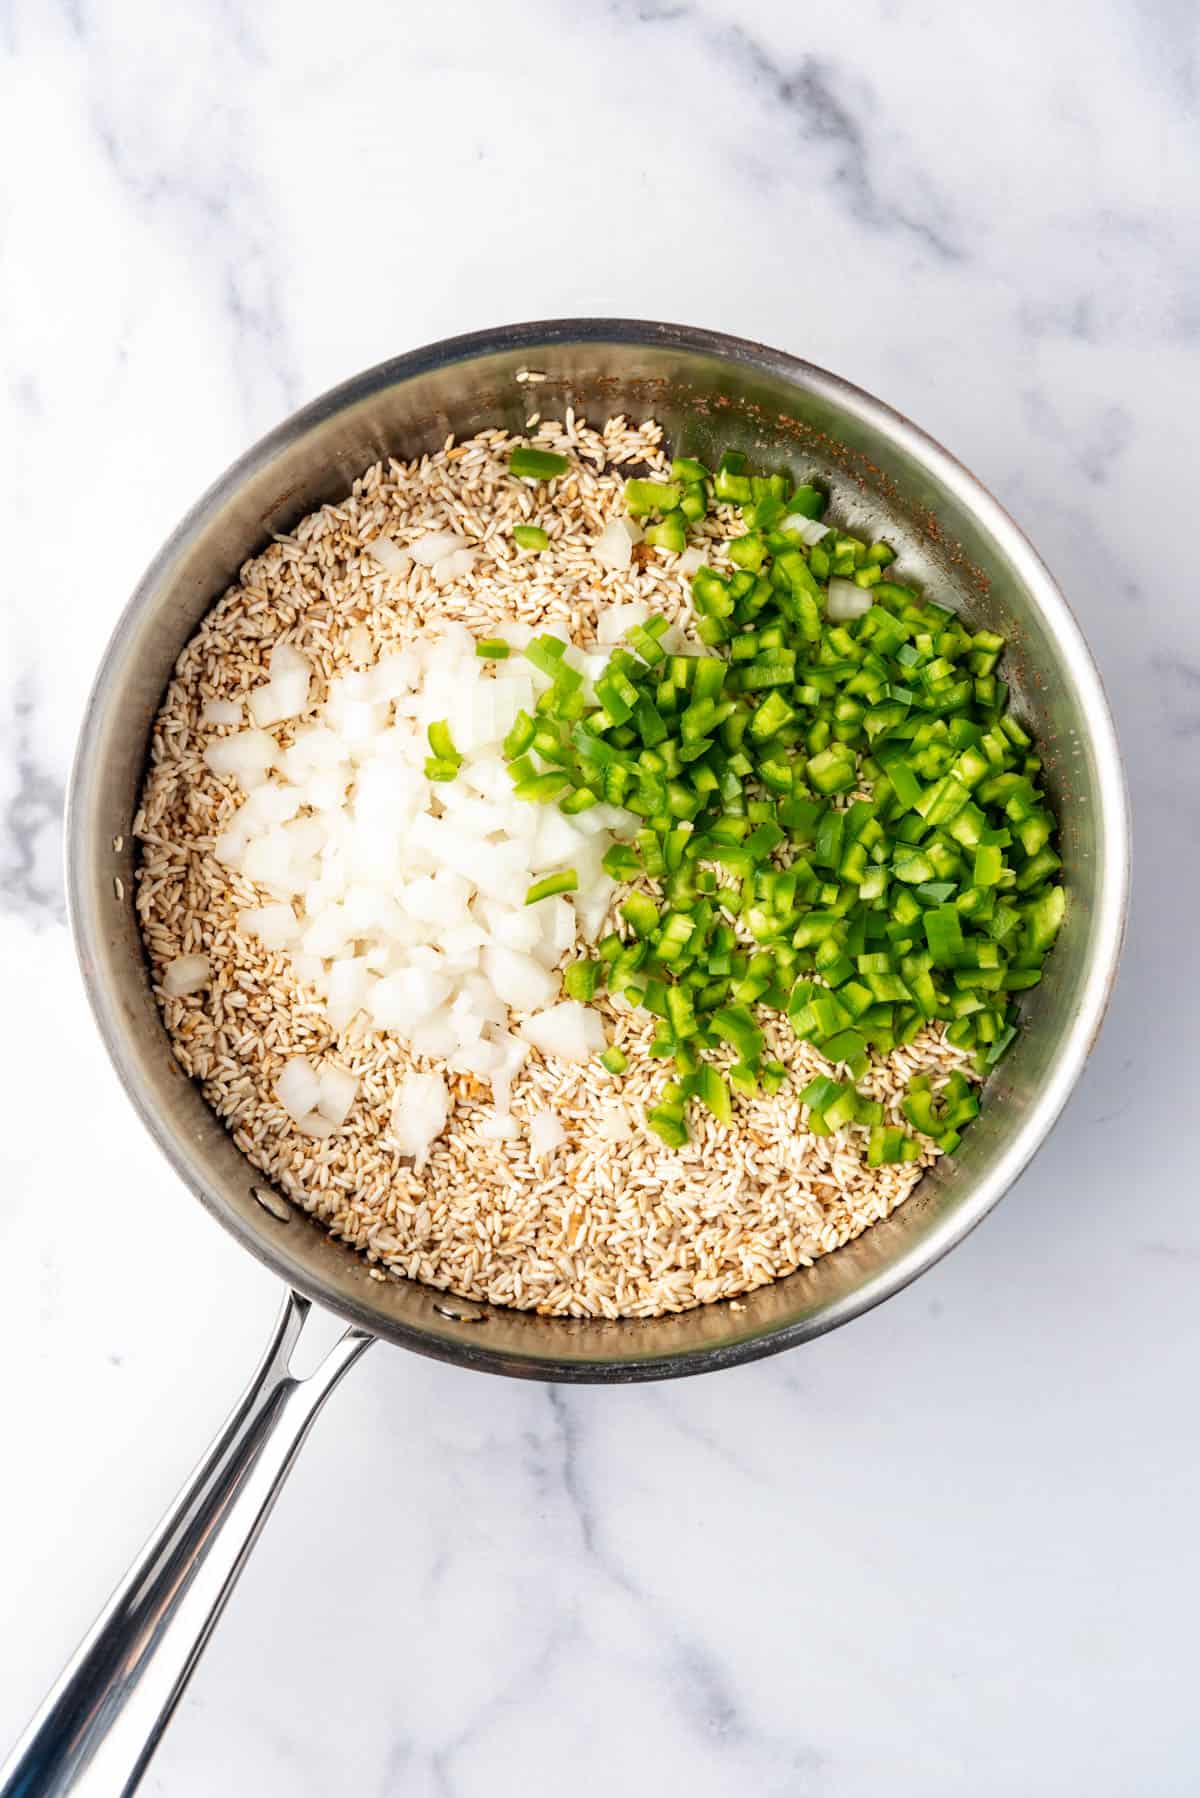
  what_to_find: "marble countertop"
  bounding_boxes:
[2,1,1197,1792]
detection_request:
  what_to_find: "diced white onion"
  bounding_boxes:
[242,830,298,893]
[448,990,486,1046]
[482,946,561,1013]
[459,973,508,1027]
[450,1040,501,1080]
[162,954,211,997]
[213,612,647,1114]
[528,1111,566,1157]
[283,726,348,777]
[826,577,873,621]
[305,768,352,811]
[573,874,616,945]
[410,530,468,567]
[371,652,419,700]
[409,1007,459,1059]
[490,620,534,652]
[677,545,706,577]
[241,783,302,829]
[478,1109,521,1142]
[781,514,830,547]
[339,699,387,747]
[390,1070,450,1169]
[276,1056,320,1122]
[531,895,576,970]
[487,1031,529,1113]
[518,1001,606,1064]
[249,668,310,728]
[528,806,581,873]
[325,957,371,1030]
[365,536,413,575]
[297,1111,338,1139]
[599,1101,634,1144]
[269,643,311,682]
[203,729,277,783]
[316,1064,358,1125]
[213,826,247,871]
[237,903,299,951]
[403,869,472,927]
[596,601,650,645]
[431,547,477,585]
[592,517,642,571]
[286,816,328,860]
[369,967,452,1033]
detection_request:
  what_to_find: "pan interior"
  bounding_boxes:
[67,322,1126,1380]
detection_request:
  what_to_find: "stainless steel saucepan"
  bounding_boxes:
[2,321,1128,1797]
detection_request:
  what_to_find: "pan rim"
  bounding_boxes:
[65,317,1131,1381]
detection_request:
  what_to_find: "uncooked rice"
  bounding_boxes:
[135,414,974,1319]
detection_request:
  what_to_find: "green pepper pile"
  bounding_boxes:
[501,444,1065,1153]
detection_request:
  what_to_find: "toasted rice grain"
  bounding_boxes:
[135,415,974,1318]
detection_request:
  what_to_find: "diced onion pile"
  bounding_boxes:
[204,616,637,1168]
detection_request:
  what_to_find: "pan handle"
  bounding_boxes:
[0,1291,372,1798]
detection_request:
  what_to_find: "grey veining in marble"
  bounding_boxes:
[2,1,1199,1792]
